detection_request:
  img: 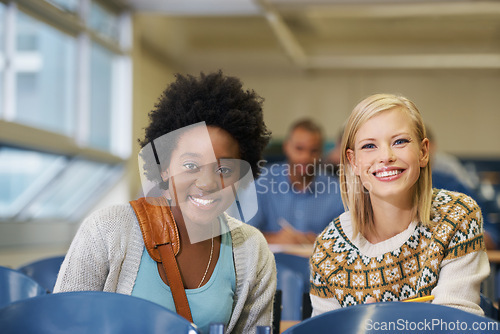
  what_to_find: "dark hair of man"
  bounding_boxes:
[286,118,323,142]
[139,70,271,180]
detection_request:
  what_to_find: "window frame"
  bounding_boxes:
[0,0,132,248]
[1,0,132,158]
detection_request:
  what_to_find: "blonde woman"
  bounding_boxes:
[310,94,489,316]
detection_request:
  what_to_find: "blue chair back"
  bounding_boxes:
[276,263,304,321]
[283,302,500,334]
[274,253,311,321]
[0,266,47,309]
[0,291,199,334]
[17,255,65,293]
[274,253,310,288]
[480,293,499,320]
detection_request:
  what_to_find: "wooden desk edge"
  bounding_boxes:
[487,250,500,263]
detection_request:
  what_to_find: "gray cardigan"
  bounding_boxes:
[54,204,276,334]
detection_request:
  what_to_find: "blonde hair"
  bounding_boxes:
[339,94,433,238]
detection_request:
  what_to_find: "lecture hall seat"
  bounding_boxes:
[0,291,199,334]
[17,255,65,293]
[0,266,47,309]
[282,301,500,334]
[274,252,312,321]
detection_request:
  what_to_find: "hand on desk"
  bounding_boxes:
[264,219,317,244]
[484,232,498,250]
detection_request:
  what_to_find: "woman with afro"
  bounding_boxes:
[55,71,276,334]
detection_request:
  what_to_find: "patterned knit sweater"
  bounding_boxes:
[310,189,490,316]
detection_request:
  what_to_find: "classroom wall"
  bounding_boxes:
[130,15,500,160]
[189,69,500,158]
[128,15,500,196]
[127,16,180,198]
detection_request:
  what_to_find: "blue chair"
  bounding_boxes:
[0,266,47,309]
[274,253,311,321]
[283,302,500,334]
[0,291,199,334]
[17,255,65,293]
[256,326,272,334]
[480,293,499,320]
[276,264,304,321]
[274,253,310,284]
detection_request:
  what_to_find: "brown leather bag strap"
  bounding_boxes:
[130,197,192,322]
[157,243,193,322]
[130,197,180,261]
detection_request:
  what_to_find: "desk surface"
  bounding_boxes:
[280,320,300,333]
[487,250,500,263]
[269,244,313,258]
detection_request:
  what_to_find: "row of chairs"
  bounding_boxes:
[2,285,497,334]
[17,255,65,293]
[0,255,65,309]
[0,290,273,334]
[0,253,306,333]
[2,254,499,333]
[0,257,272,333]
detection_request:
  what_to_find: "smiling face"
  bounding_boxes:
[163,125,241,228]
[346,108,429,206]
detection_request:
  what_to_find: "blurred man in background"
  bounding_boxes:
[248,119,344,244]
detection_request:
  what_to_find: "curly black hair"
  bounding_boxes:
[139,71,271,181]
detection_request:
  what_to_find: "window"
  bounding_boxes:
[0,146,65,219]
[89,1,120,42]
[89,42,114,151]
[45,0,78,13]
[0,3,5,116]
[0,0,131,234]
[16,155,123,221]
[15,10,76,135]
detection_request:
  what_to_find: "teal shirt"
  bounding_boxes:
[132,231,236,334]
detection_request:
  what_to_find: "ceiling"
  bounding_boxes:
[117,0,500,70]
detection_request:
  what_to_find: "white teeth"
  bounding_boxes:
[375,170,401,178]
[190,196,215,206]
